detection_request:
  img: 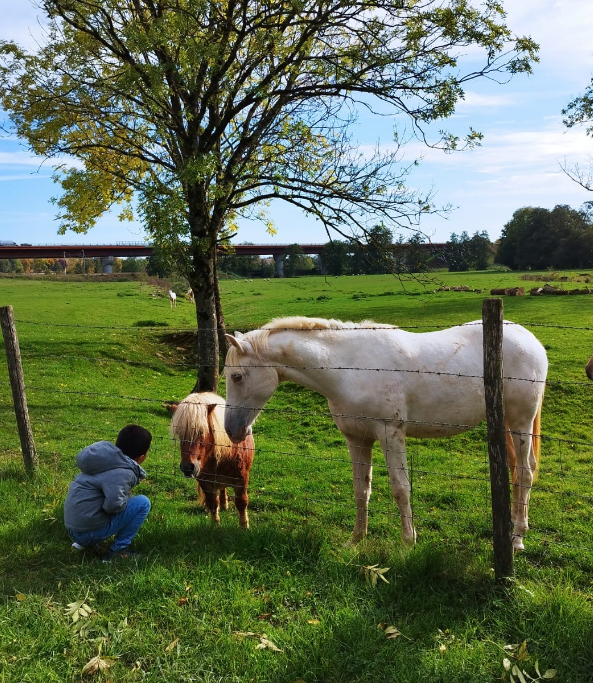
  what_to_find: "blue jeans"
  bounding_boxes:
[67,495,151,551]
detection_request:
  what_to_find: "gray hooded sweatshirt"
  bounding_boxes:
[64,441,146,532]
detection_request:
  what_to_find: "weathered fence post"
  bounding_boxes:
[0,305,37,477]
[482,298,514,580]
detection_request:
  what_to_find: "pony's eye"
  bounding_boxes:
[231,373,243,383]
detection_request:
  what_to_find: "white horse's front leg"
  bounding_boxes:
[345,437,374,543]
[380,427,416,545]
[511,429,536,552]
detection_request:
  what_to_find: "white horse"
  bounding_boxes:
[223,316,548,551]
[169,290,177,308]
[186,288,195,304]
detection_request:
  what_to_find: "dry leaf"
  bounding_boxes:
[361,564,390,587]
[307,619,320,625]
[255,634,283,652]
[15,593,26,602]
[164,638,179,653]
[258,613,271,620]
[438,644,446,652]
[177,597,188,606]
[503,658,512,671]
[81,654,118,676]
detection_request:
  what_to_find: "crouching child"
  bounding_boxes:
[64,425,152,561]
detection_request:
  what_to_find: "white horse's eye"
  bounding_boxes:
[231,373,243,383]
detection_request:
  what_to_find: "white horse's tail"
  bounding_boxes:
[505,392,544,484]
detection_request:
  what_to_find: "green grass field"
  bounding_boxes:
[0,272,592,682]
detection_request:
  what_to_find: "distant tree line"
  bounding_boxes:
[0,256,148,274]
[443,231,493,271]
[496,205,593,270]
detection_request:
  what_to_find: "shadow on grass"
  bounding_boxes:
[2,511,593,682]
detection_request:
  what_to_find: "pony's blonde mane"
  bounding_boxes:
[170,391,232,460]
[227,316,396,362]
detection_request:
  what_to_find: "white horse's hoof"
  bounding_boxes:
[512,536,525,552]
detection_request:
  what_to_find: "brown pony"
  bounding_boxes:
[170,392,254,528]
[586,351,593,381]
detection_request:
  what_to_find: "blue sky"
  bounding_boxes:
[1,1,592,247]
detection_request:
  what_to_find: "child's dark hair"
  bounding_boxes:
[116,425,152,460]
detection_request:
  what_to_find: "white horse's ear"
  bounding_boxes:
[225,333,245,352]
[235,331,246,340]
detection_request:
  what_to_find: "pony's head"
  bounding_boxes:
[170,392,231,477]
[224,331,279,443]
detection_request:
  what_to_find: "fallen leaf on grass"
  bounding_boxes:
[15,593,26,602]
[233,631,283,652]
[307,619,320,625]
[256,634,283,652]
[177,597,189,606]
[164,638,179,653]
[361,564,390,587]
[65,599,93,623]
[81,654,118,676]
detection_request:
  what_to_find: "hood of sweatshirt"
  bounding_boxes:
[75,440,146,479]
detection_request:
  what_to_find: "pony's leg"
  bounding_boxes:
[204,490,221,524]
[219,488,228,511]
[379,427,415,544]
[510,428,536,551]
[345,437,374,543]
[234,487,249,529]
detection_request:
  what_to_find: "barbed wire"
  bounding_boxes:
[13,318,593,332]
[17,352,593,386]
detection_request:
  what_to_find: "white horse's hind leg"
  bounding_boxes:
[379,427,416,544]
[345,437,373,543]
[510,428,536,551]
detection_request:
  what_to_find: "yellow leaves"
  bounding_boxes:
[255,634,283,652]
[164,637,179,653]
[15,593,26,602]
[233,631,283,652]
[360,564,390,587]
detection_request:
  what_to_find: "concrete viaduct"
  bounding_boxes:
[0,241,446,276]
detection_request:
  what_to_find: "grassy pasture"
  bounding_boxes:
[0,271,592,682]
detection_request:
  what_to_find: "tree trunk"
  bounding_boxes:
[214,257,228,364]
[188,213,219,393]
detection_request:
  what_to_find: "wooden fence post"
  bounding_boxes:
[0,305,37,477]
[482,298,514,580]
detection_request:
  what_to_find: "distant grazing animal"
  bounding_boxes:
[186,288,195,303]
[586,351,593,381]
[223,316,548,551]
[169,290,177,308]
[171,392,255,528]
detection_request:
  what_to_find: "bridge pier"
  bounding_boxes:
[273,253,285,278]
[101,256,114,274]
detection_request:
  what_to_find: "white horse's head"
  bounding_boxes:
[224,331,279,443]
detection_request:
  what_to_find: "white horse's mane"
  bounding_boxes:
[170,391,231,460]
[227,316,396,361]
